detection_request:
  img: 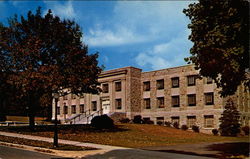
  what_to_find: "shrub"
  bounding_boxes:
[192,125,200,133]
[242,126,249,135]
[219,98,241,136]
[119,118,130,123]
[181,125,188,131]
[157,121,163,126]
[0,114,6,122]
[173,122,179,129]
[133,115,143,124]
[212,129,219,135]
[144,120,154,124]
[91,115,114,129]
[164,121,171,127]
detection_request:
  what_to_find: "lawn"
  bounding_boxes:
[1,123,248,148]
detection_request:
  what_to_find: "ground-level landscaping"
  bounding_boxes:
[0,123,248,148]
[0,135,95,151]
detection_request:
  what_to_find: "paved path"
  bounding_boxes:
[0,131,215,159]
[0,145,65,159]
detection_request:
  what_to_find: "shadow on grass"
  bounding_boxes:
[152,142,249,159]
[0,124,129,133]
[206,142,249,158]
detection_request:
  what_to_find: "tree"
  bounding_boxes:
[183,0,249,97]
[0,7,102,129]
[219,98,241,136]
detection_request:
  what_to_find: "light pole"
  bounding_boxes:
[53,93,59,147]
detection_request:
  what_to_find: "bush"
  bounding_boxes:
[119,118,130,123]
[181,125,188,131]
[212,129,219,135]
[173,122,179,129]
[164,121,171,127]
[192,125,199,133]
[144,120,154,124]
[91,115,114,129]
[0,114,6,122]
[133,115,143,124]
[242,126,249,135]
[157,121,163,126]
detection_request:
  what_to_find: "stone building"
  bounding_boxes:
[52,65,249,132]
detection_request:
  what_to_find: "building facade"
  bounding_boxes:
[52,65,250,132]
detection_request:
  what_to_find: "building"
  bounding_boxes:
[52,65,249,132]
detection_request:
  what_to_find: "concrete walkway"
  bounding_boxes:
[0,131,215,159]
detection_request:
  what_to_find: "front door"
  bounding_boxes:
[102,99,110,114]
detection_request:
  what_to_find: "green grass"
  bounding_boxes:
[1,124,248,148]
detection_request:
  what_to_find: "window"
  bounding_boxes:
[187,75,196,86]
[157,97,164,108]
[204,115,214,128]
[115,81,121,92]
[115,99,122,109]
[206,77,213,84]
[156,117,164,125]
[143,81,150,91]
[171,116,180,125]
[56,107,60,115]
[187,116,196,128]
[205,92,214,105]
[157,79,164,90]
[80,104,84,113]
[71,105,76,114]
[92,101,97,111]
[144,98,151,109]
[63,95,68,100]
[172,77,179,88]
[72,94,77,99]
[64,105,68,114]
[102,83,109,93]
[172,96,180,107]
[187,94,196,106]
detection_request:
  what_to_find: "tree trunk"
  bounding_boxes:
[0,96,6,121]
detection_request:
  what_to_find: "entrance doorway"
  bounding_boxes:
[101,99,110,114]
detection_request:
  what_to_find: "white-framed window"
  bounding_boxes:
[187,116,196,128]
[172,77,179,88]
[205,92,214,105]
[204,115,214,128]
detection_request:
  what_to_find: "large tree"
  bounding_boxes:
[183,0,249,97]
[0,7,102,128]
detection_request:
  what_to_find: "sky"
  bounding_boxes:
[0,1,194,72]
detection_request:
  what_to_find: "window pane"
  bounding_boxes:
[102,84,109,93]
[187,75,196,86]
[115,99,122,109]
[187,116,196,128]
[143,81,150,91]
[157,97,164,108]
[172,77,179,88]
[92,101,97,111]
[172,96,180,107]
[144,98,151,109]
[157,79,164,90]
[80,104,84,113]
[188,94,196,106]
[205,92,214,105]
[204,115,214,128]
[115,82,121,91]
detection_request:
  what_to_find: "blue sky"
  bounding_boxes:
[0,1,194,71]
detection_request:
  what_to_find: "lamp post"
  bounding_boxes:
[53,93,59,147]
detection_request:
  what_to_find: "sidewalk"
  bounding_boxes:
[0,131,215,159]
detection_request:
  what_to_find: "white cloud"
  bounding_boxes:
[43,1,76,19]
[85,1,191,47]
[135,29,192,70]
[85,26,147,47]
